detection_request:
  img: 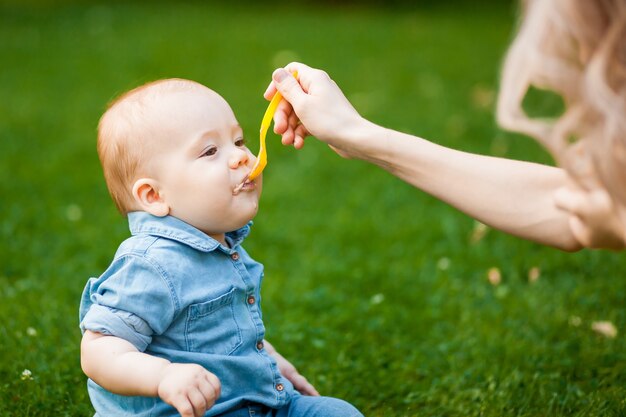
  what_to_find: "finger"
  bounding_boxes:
[568,215,592,248]
[287,111,305,148]
[265,62,311,99]
[186,389,208,417]
[206,373,221,400]
[273,100,293,134]
[283,61,323,93]
[173,396,195,417]
[294,123,309,140]
[272,68,306,109]
[281,126,296,146]
[287,107,299,132]
[293,374,320,396]
[292,123,309,149]
[284,61,312,74]
[264,81,278,100]
[294,134,306,149]
[553,187,586,215]
[588,188,613,212]
[198,376,218,407]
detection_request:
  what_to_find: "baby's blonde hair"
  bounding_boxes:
[97,78,205,214]
[498,0,626,204]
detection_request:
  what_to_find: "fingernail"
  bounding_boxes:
[273,69,288,83]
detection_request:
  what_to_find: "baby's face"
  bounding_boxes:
[146,87,261,240]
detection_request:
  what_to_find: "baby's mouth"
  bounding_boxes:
[233,176,254,195]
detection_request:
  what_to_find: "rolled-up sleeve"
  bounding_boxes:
[80,254,177,352]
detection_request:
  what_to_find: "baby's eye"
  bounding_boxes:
[235,138,246,147]
[201,146,217,157]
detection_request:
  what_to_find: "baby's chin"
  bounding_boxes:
[236,189,261,214]
[229,202,260,229]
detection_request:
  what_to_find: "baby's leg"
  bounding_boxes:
[275,393,363,417]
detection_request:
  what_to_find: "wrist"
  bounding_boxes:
[341,119,392,163]
[155,360,174,396]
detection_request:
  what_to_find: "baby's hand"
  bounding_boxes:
[264,340,320,396]
[157,363,221,417]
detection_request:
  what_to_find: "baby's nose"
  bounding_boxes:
[229,148,249,169]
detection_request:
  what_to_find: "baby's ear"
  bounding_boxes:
[131,178,170,217]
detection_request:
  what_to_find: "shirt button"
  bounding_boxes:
[231,252,240,261]
[276,383,284,392]
[247,296,255,305]
[256,341,264,350]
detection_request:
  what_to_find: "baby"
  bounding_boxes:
[79,79,363,417]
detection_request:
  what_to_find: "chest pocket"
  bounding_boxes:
[185,287,243,355]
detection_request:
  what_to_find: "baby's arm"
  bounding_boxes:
[81,330,220,417]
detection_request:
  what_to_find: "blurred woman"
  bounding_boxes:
[265,0,626,251]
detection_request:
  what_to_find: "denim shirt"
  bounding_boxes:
[79,212,293,416]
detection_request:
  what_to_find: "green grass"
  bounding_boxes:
[1,2,625,416]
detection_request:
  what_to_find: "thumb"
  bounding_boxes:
[272,68,305,109]
[553,186,585,215]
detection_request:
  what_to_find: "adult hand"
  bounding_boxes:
[264,62,366,157]
[157,363,221,417]
[554,185,626,250]
[263,340,320,396]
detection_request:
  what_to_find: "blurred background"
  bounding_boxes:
[1,1,625,416]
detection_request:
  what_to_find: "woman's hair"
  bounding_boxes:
[497,0,626,205]
[98,78,205,215]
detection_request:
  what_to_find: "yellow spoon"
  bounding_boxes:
[238,71,298,191]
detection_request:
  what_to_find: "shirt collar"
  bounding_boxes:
[127,212,251,252]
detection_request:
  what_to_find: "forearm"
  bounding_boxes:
[347,122,583,251]
[268,63,583,251]
[81,330,169,396]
